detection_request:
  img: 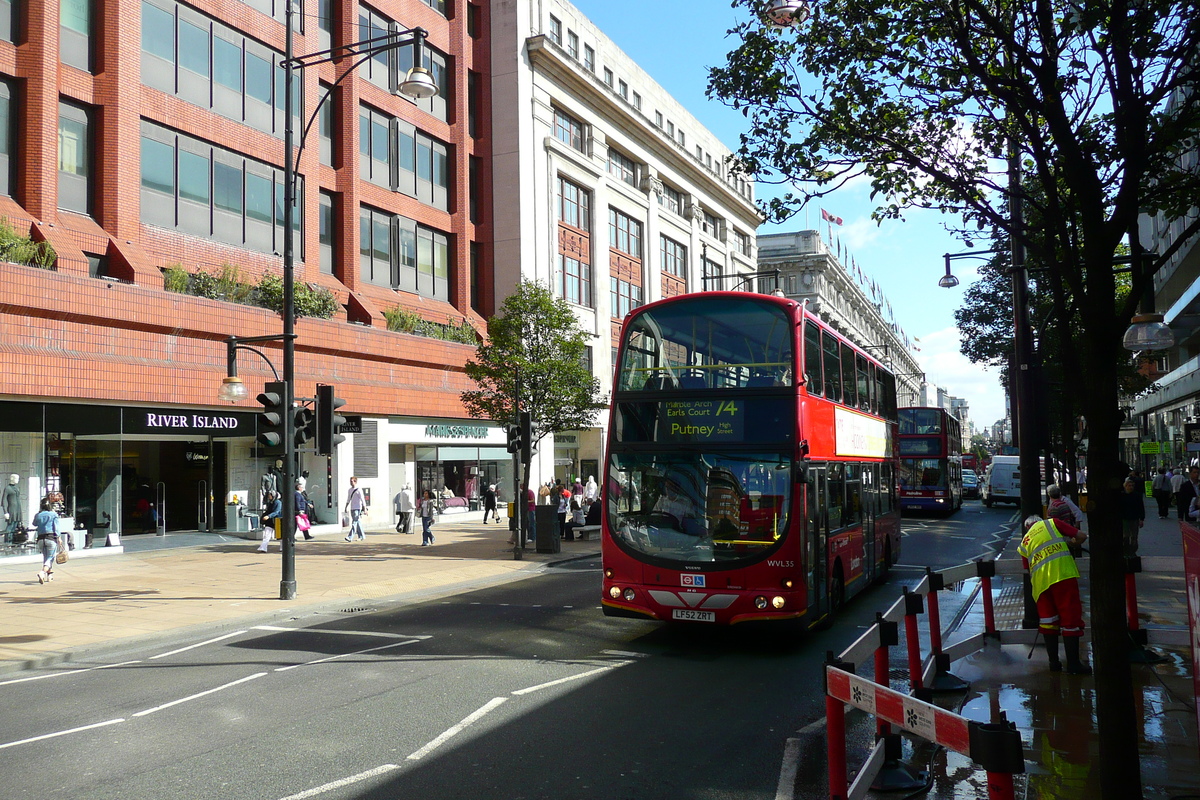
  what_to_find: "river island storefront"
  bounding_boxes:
[0,400,271,542]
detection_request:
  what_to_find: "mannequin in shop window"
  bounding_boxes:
[261,460,283,509]
[3,474,23,543]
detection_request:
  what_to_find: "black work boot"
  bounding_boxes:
[1044,633,1062,672]
[1064,637,1092,675]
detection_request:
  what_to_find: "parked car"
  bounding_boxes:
[962,469,979,499]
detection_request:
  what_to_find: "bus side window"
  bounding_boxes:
[881,371,897,418]
[827,462,846,530]
[855,354,870,412]
[840,343,857,408]
[804,321,823,395]
[845,463,863,525]
[822,331,841,402]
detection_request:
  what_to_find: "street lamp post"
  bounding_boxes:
[221,5,437,599]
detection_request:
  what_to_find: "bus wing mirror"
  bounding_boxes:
[794,460,810,485]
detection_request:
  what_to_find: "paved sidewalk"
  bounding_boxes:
[0,519,598,674]
[901,512,1198,800]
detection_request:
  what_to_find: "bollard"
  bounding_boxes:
[977,560,997,636]
[902,588,930,700]
[824,652,851,800]
[926,568,970,693]
[873,612,893,739]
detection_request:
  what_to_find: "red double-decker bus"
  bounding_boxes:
[897,407,963,513]
[601,293,901,628]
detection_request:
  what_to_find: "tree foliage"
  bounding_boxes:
[461,280,606,449]
[709,3,1200,796]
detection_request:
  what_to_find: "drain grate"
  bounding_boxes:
[339,607,376,614]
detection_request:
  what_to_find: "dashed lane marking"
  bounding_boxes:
[0,718,125,751]
[150,631,248,659]
[132,672,267,717]
[278,764,401,800]
[0,660,142,687]
[407,697,508,761]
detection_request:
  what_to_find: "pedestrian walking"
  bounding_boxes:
[557,484,571,539]
[258,491,282,553]
[32,499,60,583]
[1152,466,1172,519]
[1177,465,1200,521]
[1119,477,1146,557]
[1171,465,1187,512]
[1017,515,1092,675]
[395,484,415,533]
[482,484,499,523]
[294,481,313,540]
[420,489,437,545]
[343,476,366,542]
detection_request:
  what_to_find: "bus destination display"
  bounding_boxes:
[663,399,744,443]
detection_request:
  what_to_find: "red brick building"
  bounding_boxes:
[0,0,499,541]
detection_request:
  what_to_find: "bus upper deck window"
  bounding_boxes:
[840,342,857,408]
[804,321,822,395]
[822,331,841,402]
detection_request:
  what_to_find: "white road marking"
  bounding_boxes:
[0,660,141,687]
[132,672,267,717]
[273,639,420,672]
[278,764,400,800]
[407,697,507,761]
[775,737,802,800]
[150,631,248,659]
[600,649,648,658]
[511,661,633,696]
[0,718,125,750]
[253,625,431,640]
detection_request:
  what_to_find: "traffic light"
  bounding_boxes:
[256,381,287,454]
[316,383,347,456]
[519,410,533,463]
[294,406,315,448]
[505,422,523,455]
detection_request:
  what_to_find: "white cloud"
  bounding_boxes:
[915,326,1008,428]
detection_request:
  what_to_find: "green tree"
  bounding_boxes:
[461,280,606,497]
[709,3,1200,796]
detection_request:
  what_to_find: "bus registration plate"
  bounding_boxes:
[672,609,716,622]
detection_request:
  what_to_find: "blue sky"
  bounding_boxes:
[570,0,1007,431]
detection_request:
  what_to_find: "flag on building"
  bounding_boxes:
[821,208,844,226]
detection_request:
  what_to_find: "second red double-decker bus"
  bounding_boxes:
[897,407,963,513]
[601,293,901,628]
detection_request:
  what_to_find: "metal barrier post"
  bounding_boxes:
[926,568,970,693]
[1124,556,1166,664]
[870,612,926,792]
[968,713,1024,800]
[902,588,929,700]
[824,653,850,800]
[977,560,997,635]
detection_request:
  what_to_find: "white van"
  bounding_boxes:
[981,455,1021,507]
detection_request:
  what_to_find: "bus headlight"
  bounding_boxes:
[623,588,636,602]
[754,596,768,609]
[781,578,794,589]
[772,596,786,609]
[604,568,614,579]
[608,586,622,599]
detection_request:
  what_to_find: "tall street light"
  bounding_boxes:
[224,4,436,600]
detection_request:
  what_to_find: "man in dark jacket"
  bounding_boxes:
[1119,477,1145,557]
[1177,465,1200,521]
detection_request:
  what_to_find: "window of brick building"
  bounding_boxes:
[58,101,92,214]
[0,79,12,196]
[61,0,93,72]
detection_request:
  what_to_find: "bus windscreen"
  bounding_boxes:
[607,451,792,565]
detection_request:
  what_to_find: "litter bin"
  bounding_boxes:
[535,505,560,554]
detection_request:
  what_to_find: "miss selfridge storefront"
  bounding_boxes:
[0,400,270,538]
